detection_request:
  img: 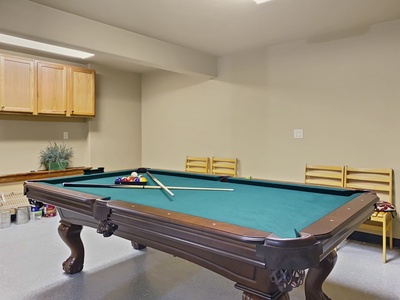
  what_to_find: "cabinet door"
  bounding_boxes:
[68,67,95,116]
[0,55,35,113]
[37,62,67,115]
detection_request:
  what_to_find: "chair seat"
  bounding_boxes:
[370,211,393,221]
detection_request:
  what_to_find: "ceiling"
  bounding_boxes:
[29,0,400,56]
[5,0,396,73]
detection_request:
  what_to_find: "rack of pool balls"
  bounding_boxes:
[115,172,147,185]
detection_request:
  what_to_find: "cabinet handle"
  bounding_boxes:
[1,106,4,110]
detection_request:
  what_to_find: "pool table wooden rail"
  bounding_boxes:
[24,182,103,216]
[56,201,283,298]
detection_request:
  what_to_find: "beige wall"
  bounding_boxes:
[87,65,142,170]
[0,117,88,173]
[142,19,400,237]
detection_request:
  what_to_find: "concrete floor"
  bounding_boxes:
[0,215,399,300]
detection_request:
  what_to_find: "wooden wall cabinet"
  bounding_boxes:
[0,55,36,114]
[37,61,68,115]
[0,53,95,118]
[68,66,95,116]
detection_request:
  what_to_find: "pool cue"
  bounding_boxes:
[146,171,174,197]
[63,183,233,191]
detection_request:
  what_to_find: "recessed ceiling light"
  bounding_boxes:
[0,33,94,59]
[253,0,273,4]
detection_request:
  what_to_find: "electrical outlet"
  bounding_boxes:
[63,132,69,140]
[293,129,303,139]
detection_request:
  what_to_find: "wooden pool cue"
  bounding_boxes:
[63,182,234,191]
[146,171,174,197]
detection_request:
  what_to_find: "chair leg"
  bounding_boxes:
[382,221,387,263]
[389,220,393,250]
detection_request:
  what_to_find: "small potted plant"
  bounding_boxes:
[39,142,74,170]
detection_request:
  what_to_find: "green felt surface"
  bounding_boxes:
[43,169,362,238]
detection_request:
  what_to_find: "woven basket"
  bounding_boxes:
[0,191,30,214]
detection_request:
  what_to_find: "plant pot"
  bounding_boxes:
[47,162,68,171]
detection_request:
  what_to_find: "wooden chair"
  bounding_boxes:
[185,156,209,174]
[304,164,345,187]
[211,157,237,177]
[344,167,394,263]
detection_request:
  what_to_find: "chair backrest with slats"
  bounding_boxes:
[344,167,393,203]
[304,164,345,187]
[185,156,209,174]
[211,157,237,177]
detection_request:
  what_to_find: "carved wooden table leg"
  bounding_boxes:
[305,249,337,300]
[58,222,84,274]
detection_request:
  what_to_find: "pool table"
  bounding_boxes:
[24,168,378,300]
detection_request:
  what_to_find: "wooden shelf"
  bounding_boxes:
[0,166,91,184]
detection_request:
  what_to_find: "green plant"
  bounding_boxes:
[39,142,74,170]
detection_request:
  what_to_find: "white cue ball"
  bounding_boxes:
[131,171,138,177]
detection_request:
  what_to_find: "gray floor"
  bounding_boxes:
[0,215,399,300]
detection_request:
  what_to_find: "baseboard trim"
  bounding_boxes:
[348,231,400,248]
